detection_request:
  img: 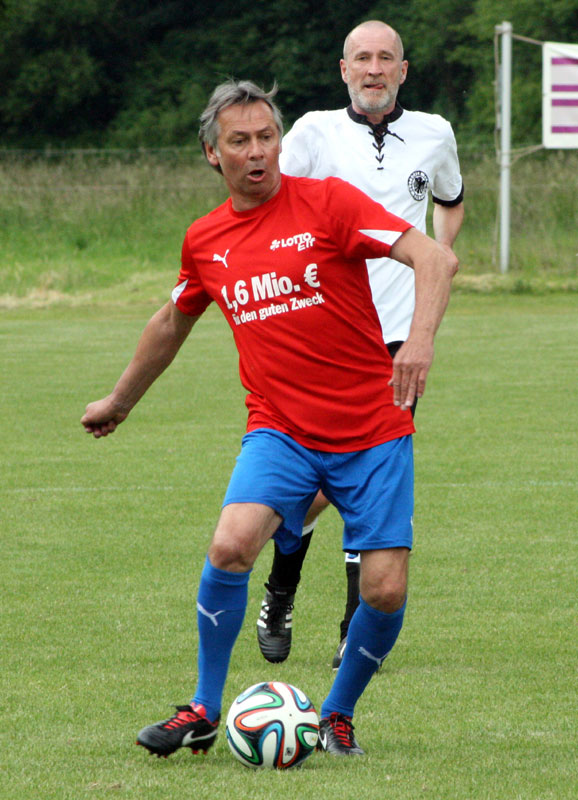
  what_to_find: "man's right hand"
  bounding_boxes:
[81,396,129,438]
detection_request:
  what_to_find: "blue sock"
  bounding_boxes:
[321,596,406,719]
[191,556,250,722]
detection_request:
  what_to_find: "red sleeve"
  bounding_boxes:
[171,233,213,316]
[323,178,413,261]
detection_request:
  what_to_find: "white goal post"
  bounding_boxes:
[495,24,578,273]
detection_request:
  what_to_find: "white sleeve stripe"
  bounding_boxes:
[358,228,404,246]
[171,279,188,304]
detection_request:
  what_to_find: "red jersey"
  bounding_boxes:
[173,175,415,451]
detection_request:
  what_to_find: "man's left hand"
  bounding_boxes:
[388,337,434,411]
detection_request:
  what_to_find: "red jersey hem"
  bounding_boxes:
[245,420,416,453]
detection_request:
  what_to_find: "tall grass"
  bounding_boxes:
[0,148,576,304]
[455,148,578,278]
[0,151,227,301]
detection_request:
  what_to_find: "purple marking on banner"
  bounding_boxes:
[551,126,578,133]
[552,85,578,92]
[552,99,578,106]
[552,57,578,65]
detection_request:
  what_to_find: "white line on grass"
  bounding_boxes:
[2,480,576,494]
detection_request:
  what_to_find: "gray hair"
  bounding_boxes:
[199,79,283,170]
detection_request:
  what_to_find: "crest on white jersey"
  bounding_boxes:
[408,170,429,201]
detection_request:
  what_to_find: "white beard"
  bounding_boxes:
[348,84,397,116]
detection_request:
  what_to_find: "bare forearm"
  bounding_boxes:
[110,304,193,413]
[391,228,458,339]
[81,301,198,437]
[433,202,464,248]
[409,246,455,341]
[388,228,458,408]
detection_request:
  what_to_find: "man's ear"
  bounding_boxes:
[400,60,409,86]
[204,142,220,168]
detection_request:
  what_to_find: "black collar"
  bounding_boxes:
[347,102,404,128]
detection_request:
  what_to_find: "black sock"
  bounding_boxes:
[267,531,314,594]
[340,561,360,640]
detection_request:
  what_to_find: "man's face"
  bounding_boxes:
[340,25,408,120]
[205,101,282,211]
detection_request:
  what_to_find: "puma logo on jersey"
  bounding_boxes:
[213,249,230,268]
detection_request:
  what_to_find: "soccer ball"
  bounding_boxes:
[226,681,319,769]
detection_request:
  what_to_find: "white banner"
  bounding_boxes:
[543,42,578,148]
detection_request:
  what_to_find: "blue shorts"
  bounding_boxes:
[222,428,413,555]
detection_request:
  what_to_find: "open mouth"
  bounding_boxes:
[247,168,266,182]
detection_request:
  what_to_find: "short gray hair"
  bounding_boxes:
[199,80,283,169]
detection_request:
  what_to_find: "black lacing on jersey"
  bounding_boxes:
[347,103,405,170]
[368,120,405,167]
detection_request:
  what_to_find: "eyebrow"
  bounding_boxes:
[354,48,396,58]
[227,125,276,137]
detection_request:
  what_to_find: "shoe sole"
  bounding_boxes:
[136,729,218,758]
[257,632,291,663]
[316,741,365,756]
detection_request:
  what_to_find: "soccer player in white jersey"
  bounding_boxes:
[257,20,464,669]
[81,80,457,757]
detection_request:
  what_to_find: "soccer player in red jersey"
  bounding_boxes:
[81,80,457,757]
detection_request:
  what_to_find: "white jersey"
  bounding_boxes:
[279,105,463,342]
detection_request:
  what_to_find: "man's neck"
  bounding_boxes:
[228,177,282,213]
[351,103,394,125]
[347,102,404,128]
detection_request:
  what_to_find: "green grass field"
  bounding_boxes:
[1,293,576,799]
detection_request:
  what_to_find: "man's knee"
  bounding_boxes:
[361,579,407,613]
[208,503,281,572]
[208,538,255,572]
[360,548,409,613]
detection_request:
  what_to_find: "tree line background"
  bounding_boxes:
[1,0,577,151]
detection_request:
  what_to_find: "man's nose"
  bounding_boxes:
[248,137,264,158]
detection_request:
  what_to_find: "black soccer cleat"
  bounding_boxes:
[256,585,295,663]
[136,703,219,757]
[316,712,365,756]
[332,637,347,670]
